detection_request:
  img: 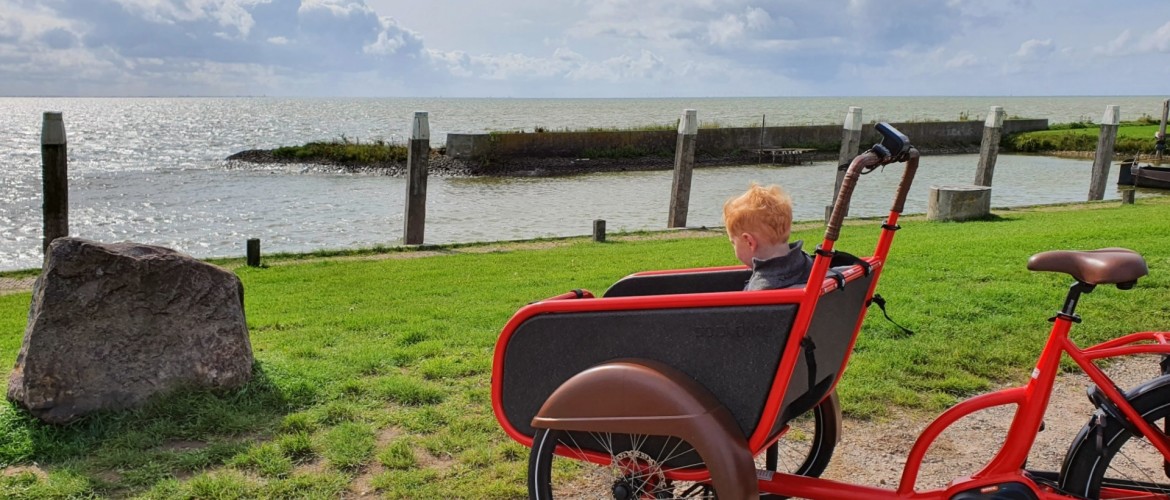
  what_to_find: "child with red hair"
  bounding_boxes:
[723,183,813,290]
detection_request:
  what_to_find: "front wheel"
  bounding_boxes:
[1060,378,1170,498]
[528,429,716,499]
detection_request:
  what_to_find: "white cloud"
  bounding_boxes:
[2,0,1170,97]
[944,52,979,69]
[297,0,372,19]
[110,0,257,38]
[744,7,770,30]
[604,49,666,79]
[468,52,572,80]
[704,7,774,47]
[552,47,584,63]
[363,17,415,55]
[426,48,473,77]
[1138,20,1170,52]
[1094,30,1134,56]
[707,14,747,46]
[0,16,22,41]
[1016,39,1055,59]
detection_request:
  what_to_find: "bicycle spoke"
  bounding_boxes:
[1109,437,1170,497]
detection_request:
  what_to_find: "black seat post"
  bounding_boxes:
[1051,282,1096,323]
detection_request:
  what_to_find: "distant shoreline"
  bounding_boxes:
[224,146,985,177]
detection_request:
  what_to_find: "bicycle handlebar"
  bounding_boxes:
[892,148,920,214]
[824,151,881,242]
[824,122,918,242]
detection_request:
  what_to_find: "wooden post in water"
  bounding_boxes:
[1157,99,1168,163]
[757,114,765,164]
[403,112,429,245]
[668,109,697,228]
[1088,105,1120,201]
[826,107,862,222]
[974,106,1005,187]
[42,112,68,254]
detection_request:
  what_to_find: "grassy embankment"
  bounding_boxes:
[271,137,407,164]
[272,117,1167,165]
[1007,118,1164,155]
[3,198,1170,497]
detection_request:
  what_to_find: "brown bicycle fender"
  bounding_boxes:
[531,358,758,499]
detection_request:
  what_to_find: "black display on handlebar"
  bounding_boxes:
[873,122,910,160]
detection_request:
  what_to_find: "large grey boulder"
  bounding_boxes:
[7,238,252,423]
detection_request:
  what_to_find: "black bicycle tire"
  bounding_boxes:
[765,389,841,478]
[528,428,716,499]
[526,391,841,499]
[1059,382,1170,498]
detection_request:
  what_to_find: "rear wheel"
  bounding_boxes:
[528,429,715,499]
[1060,381,1170,498]
[763,389,841,478]
[526,391,842,499]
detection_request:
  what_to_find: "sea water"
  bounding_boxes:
[0,96,1160,271]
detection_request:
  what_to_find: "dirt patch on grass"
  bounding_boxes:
[2,465,48,479]
[160,440,208,452]
[347,426,412,497]
[0,277,35,296]
[416,449,456,473]
[348,464,382,497]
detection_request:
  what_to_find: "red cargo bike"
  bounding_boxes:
[491,123,1170,499]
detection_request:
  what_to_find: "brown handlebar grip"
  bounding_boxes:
[891,148,920,214]
[825,152,882,242]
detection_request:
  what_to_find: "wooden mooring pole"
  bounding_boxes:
[1088,105,1119,201]
[404,112,429,245]
[826,107,862,222]
[42,112,68,254]
[974,106,1005,187]
[1157,98,1168,163]
[593,219,606,242]
[668,109,697,228]
[246,238,261,267]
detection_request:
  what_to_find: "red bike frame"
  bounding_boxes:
[755,322,1170,499]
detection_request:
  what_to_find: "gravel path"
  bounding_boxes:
[0,277,35,296]
[820,354,1164,494]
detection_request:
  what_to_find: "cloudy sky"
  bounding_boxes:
[2,0,1168,97]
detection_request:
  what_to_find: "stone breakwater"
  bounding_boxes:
[225,145,981,178]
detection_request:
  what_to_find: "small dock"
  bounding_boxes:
[751,148,815,165]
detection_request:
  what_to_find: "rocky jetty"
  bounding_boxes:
[223,148,860,178]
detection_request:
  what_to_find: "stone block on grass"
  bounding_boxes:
[927,185,992,222]
[6,238,252,424]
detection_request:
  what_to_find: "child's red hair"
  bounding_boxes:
[722,183,793,245]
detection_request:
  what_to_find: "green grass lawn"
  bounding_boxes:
[1007,123,1163,154]
[2,197,1170,497]
[272,138,408,165]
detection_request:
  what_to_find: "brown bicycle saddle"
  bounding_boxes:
[1027,248,1148,287]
